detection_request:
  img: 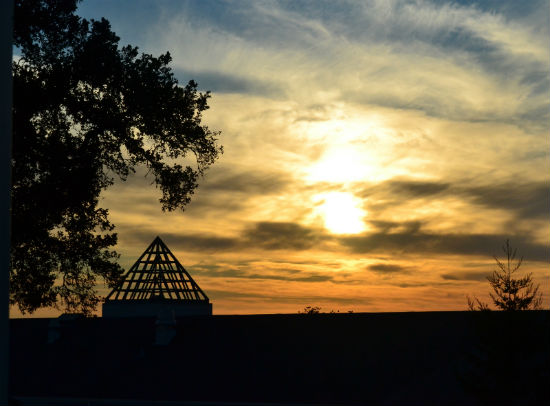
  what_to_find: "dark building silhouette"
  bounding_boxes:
[102,236,212,318]
[9,311,549,405]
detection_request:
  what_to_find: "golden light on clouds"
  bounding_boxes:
[301,116,398,184]
[306,145,376,183]
[13,0,547,319]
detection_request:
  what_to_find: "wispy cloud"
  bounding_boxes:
[71,0,549,314]
[441,271,489,281]
[243,222,325,251]
[340,231,548,262]
[368,263,410,274]
[361,178,550,220]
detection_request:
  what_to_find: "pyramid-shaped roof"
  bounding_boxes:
[105,236,209,302]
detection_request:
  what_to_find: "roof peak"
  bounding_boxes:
[105,236,209,302]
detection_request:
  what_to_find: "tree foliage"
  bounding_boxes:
[299,306,321,314]
[468,239,543,311]
[11,0,222,315]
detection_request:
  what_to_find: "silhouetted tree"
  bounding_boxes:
[468,239,542,311]
[299,306,321,314]
[11,0,222,315]
[462,240,548,404]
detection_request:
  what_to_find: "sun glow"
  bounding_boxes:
[315,192,367,234]
[299,113,395,184]
[306,146,376,183]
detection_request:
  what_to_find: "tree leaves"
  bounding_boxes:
[11,0,222,315]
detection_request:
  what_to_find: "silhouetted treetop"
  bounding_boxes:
[468,239,542,311]
[11,0,222,315]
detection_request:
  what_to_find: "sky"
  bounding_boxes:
[13,0,550,316]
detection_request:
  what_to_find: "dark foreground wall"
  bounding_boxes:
[102,299,212,318]
[9,311,550,405]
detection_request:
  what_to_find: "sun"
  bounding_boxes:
[315,192,367,234]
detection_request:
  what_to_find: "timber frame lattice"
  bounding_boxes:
[105,236,209,302]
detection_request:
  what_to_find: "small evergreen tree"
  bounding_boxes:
[462,240,548,405]
[468,239,543,311]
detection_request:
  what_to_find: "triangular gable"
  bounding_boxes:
[105,236,209,302]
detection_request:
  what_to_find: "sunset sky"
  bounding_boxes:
[13,0,550,316]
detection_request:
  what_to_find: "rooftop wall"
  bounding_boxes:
[102,300,212,318]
